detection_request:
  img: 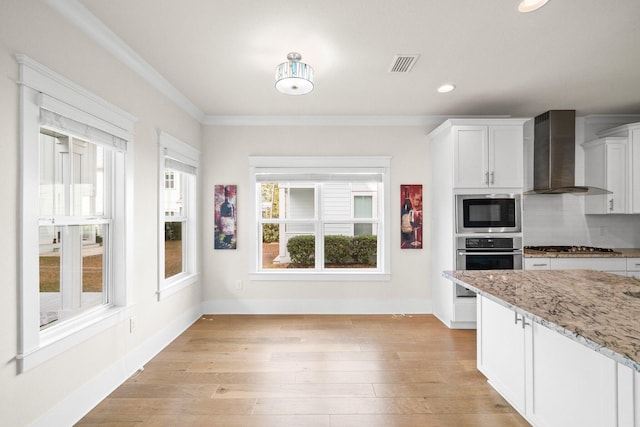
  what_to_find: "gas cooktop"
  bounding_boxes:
[524,245,620,254]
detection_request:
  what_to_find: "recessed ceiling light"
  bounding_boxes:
[518,0,549,13]
[437,83,456,93]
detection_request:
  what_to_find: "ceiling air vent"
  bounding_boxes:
[388,54,420,73]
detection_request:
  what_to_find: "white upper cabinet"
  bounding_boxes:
[597,122,640,213]
[454,125,524,189]
[583,137,628,214]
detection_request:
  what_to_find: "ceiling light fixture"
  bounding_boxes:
[437,83,456,93]
[275,52,314,95]
[518,0,549,13]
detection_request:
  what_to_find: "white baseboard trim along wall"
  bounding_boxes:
[201,298,432,315]
[30,305,203,427]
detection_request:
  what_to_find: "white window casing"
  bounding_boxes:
[157,131,199,300]
[249,156,391,281]
[17,55,136,373]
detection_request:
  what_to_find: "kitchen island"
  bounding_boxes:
[443,269,640,427]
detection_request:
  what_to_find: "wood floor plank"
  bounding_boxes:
[76,315,530,427]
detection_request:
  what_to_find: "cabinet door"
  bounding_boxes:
[584,142,608,214]
[526,322,618,427]
[606,141,627,213]
[584,138,628,214]
[631,129,640,213]
[454,126,488,188]
[489,126,524,188]
[477,296,526,413]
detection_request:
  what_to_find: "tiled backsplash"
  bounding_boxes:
[523,194,640,248]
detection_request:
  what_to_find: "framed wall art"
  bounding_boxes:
[400,184,422,249]
[214,184,237,249]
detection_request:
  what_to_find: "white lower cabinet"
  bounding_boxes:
[526,321,618,427]
[478,295,636,427]
[477,296,526,413]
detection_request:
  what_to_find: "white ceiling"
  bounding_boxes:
[69,0,640,120]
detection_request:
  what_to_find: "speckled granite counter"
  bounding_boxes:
[524,248,640,258]
[443,269,640,372]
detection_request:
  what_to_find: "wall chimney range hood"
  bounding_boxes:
[524,110,610,195]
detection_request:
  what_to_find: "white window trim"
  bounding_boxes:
[17,55,136,373]
[157,131,200,300]
[249,156,391,281]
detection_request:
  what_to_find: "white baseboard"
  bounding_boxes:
[202,298,432,315]
[30,304,203,427]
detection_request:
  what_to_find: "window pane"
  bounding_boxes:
[71,138,107,217]
[260,223,316,269]
[261,223,285,269]
[82,224,106,308]
[260,183,280,218]
[165,221,184,278]
[164,169,183,217]
[40,225,62,328]
[39,130,67,217]
[39,224,108,330]
[286,187,315,233]
[324,225,377,269]
[354,196,374,235]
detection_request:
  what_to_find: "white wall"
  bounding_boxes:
[0,1,202,425]
[200,125,431,314]
[523,195,640,247]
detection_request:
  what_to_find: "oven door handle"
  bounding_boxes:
[457,250,523,256]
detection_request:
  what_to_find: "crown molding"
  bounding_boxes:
[42,0,205,123]
[202,114,513,127]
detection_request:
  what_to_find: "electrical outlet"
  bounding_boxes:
[235,279,242,290]
[129,316,137,333]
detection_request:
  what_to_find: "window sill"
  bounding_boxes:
[249,271,391,281]
[158,273,200,300]
[18,304,135,373]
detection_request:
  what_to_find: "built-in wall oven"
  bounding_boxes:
[456,194,521,233]
[455,236,523,297]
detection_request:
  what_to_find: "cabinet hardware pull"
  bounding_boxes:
[490,171,495,184]
[609,199,614,211]
[485,171,489,185]
[532,263,547,267]
[515,312,530,328]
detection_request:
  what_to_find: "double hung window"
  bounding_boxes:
[158,132,199,299]
[250,156,391,280]
[18,55,134,372]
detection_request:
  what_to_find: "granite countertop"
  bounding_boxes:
[443,269,640,372]
[524,248,640,258]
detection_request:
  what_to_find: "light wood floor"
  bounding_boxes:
[77,315,531,426]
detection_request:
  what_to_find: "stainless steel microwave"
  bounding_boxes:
[455,194,521,233]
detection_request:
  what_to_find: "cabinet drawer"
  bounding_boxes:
[549,257,626,271]
[524,258,550,270]
[626,258,640,271]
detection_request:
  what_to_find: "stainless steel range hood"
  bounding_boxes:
[524,110,610,195]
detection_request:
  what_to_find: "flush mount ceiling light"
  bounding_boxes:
[437,83,456,93]
[518,0,549,13]
[275,52,314,95]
